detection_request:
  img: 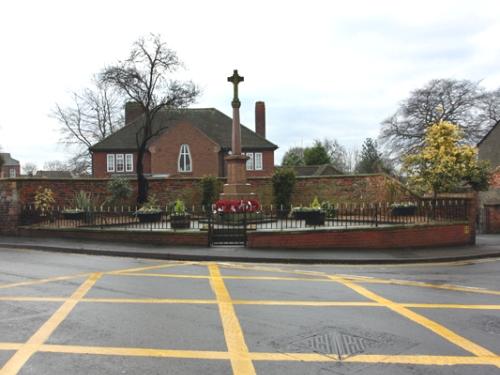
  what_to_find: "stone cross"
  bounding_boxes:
[227,69,244,108]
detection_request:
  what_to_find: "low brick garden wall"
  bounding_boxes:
[247,223,473,249]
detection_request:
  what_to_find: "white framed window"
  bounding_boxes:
[106,154,115,172]
[9,168,16,178]
[246,152,254,170]
[116,154,124,172]
[125,154,133,172]
[178,144,192,172]
[254,152,263,170]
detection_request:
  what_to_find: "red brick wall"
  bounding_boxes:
[149,122,220,177]
[0,180,19,234]
[92,151,151,178]
[485,204,500,233]
[17,228,208,247]
[247,223,473,249]
[12,174,413,209]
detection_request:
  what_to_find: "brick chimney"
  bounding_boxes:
[125,102,144,125]
[255,101,266,138]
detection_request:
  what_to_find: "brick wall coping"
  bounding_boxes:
[252,222,469,234]
[1,173,390,182]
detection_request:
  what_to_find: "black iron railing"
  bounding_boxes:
[18,199,469,232]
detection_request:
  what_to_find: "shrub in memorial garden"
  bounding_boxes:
[272,168,296,211]
[107,177,132,207]
[403,121,490,197]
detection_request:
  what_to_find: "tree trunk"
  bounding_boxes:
[136,144,148,205]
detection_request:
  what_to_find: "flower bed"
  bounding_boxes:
[214,199,260,213]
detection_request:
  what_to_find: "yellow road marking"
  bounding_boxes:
[329,275,498,359]
[341,275,500,296]
[250,353,500,366]
[208,263,256,375]
[0,297,66,302]
[0,344,487,366]
[404,303,500,310]
[232,300,379,307]
[1,273,102,375]
[0,344,21,351]
[40,344,230,360]
[1,295,499,310]
[0,273,88,290]
[82,298,216,304]
[115,272,208,279]
[219,263,500,296]
[107,261,197,275]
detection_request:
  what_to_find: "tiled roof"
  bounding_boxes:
[90,108,277,151]
[0,153,19,166]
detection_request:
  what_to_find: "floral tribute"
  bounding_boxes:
[214,199,260,213]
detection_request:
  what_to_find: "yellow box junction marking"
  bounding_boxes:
[208,263,256,375]
[1,259,500,372]
[0,273,102,375]
[328,275,498,360]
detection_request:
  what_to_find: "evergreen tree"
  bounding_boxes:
[303,141,331,165]
[355,138,391,174]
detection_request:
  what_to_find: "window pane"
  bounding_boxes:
[107,154,115,172]
[255,152,263,170]
[125,154,133,172]
[246,152,254,170]
[178,144,192,172]
[116,154,124,172]
[9,168,16,178]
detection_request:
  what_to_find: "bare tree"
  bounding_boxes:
[344,146,360,174]
[281,147,305,166]
[479,88,500,125]
[43,160,71,171]
[380,79,497,159]
[53,78,123,174]
[320,138,348,172]
[100,34,199,203]
[23,162,38,176]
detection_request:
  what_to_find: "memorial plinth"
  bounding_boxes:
[220,155,257,200]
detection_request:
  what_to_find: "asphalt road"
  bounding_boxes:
[0,247,499,374]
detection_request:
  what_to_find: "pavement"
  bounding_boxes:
[0,234,499,264]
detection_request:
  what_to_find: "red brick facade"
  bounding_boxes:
[91,121,275,178]
[0,165,20,178]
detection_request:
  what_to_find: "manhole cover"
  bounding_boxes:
[290,329,378,358]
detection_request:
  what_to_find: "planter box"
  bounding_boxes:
[276,209,290,219]
[62,211,85,221]
[293,210,325,226]
[136,212,162,223]
[170,214,191,229]
[391,206,417,216]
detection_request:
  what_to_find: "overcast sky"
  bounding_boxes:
[1,0,500,169]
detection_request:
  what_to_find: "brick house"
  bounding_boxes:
[0,153,20,178]
[478,120,500,233]
[90,102,277,178]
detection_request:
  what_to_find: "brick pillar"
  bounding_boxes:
[467,194,478,244]
[0,180,19,234]
[484,204,500,233]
